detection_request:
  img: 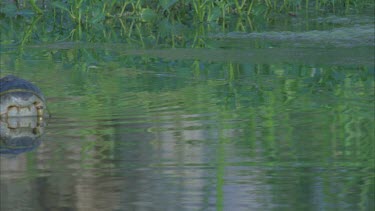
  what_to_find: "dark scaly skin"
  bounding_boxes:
[0,75,47,118]
[0,75,47,155]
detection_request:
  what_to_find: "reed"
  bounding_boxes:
[0,0,373,46]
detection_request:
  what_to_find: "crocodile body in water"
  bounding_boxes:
[0,75,47,118]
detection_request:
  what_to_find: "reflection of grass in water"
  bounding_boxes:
[1,3,373,203]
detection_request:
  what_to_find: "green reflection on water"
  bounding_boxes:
[1,45,373,210]
[1,7,374,210]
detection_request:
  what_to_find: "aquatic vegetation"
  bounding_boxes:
[1,3,373,210]
[0,0,373,46]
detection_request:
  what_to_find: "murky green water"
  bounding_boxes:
[1,13,374,211]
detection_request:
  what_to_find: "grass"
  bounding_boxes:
[0,0,373,46]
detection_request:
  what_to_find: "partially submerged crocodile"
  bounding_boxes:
[0,75,47,155]
[0,75,47,118]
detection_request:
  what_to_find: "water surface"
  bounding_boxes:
[1,12,374,211]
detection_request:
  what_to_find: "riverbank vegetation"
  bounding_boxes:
[1,0,374,46]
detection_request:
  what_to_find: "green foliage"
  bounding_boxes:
[0,0,373,46]
[159,0,179,10]
[1,3,18,17]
